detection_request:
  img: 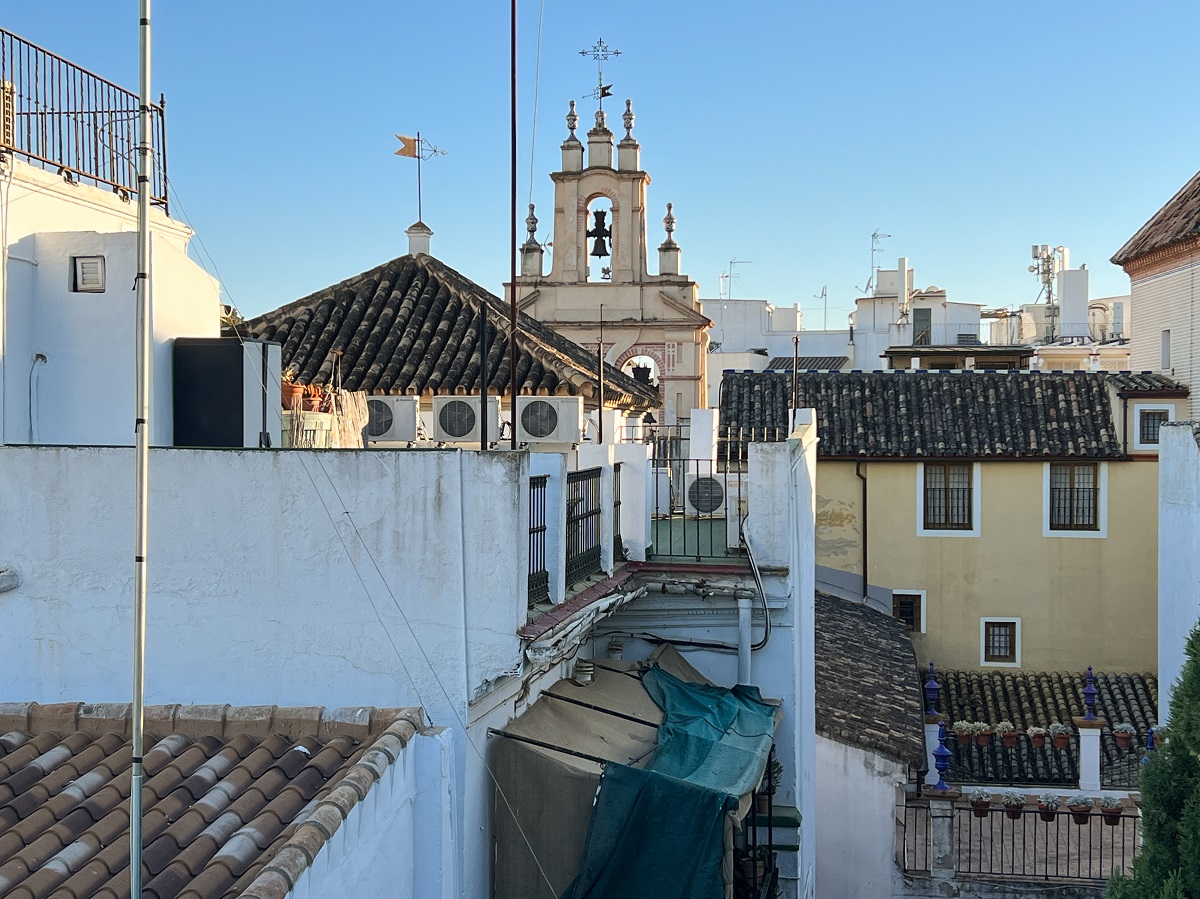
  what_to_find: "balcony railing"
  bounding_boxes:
[528,475,550,606]
[1,27,168,210]
[889,320,1126,349]
[565,467,602,588]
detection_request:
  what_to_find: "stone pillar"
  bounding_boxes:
[927,792,960,883]
[587,111,614,169]
[1075,716,1106,792]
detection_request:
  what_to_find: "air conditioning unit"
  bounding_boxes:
[683,472,746,518]
[515,396,584,443]
[433,396,500,443]
[365,396,420,443]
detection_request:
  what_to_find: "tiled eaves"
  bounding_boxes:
[1111,168,1200,266]
[0,703,425,899]
[519,569,637,641]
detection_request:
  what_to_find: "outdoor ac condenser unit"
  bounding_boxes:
[515,396,584,444]
[433,396,500,444]
[365,396,420,443]
[683,471,745,518]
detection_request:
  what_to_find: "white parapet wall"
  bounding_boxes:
[1159,422,1200,724]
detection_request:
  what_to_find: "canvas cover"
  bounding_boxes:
[492,645,778,899]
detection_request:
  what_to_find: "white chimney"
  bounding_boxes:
[406,221,433,256]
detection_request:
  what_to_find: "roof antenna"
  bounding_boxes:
[855,229,891,296]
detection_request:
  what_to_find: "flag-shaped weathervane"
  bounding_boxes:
[395,131,446,222]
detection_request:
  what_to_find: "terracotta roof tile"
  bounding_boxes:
[0,704,422,898]
[237,253,660,413]
[719,370,1188,459]
[1112,169,1200,265]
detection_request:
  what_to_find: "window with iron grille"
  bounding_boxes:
[1049,462,1098,530]
[983,620,1017,664]
[1139,409,1170,446]
[923,463,972,530]
[893,593,922,632]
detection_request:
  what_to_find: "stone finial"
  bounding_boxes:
[594,108,607,131]
[623,99,634,139]
[566,100,579,138]
[932,721,951,791]
[525,203,538,244]
[662,202,676,243]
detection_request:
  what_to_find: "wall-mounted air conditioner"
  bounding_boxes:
[433,396,500,443]
[515,396,584,443]
[365,396,420,443]
[683,471,745,518]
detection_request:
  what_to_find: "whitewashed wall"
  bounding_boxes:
[815,736,905,899]
[1159,422,1200,723]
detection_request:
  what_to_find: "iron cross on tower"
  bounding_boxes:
[579,37,621,112]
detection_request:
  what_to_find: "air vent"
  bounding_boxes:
[365,397,420,443]
[514,396,583,443]
[72,255,106,293]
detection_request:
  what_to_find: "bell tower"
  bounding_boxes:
[507,97,710,423]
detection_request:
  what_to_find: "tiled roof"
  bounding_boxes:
[1106,371,1190,396]
[237,253,660,412]
[719,370,1185,459]
[934,669,1157,785]
[1112,170,1200,265]
[764,356,849,371]
[815,594,925,765]
[0,702,423,899]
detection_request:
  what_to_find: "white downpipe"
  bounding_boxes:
[737,595,752,684]
[28,353,45,442]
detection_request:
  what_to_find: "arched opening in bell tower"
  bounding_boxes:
[584,196,614,283]
[621,355,659,388]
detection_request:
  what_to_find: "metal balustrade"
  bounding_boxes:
[565,467,601,587]
[527,475,549,605]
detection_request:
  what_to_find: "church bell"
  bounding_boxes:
[590,236,610,258]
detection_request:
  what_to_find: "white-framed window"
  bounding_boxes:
[1134,404,1174,450]
[892,590,926,633]
[917,462,981,537]
[980,617,1021,667]
[1043,461,1107,538]
[1162,329,1172,371]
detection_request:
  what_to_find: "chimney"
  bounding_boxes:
[406,221,433,256]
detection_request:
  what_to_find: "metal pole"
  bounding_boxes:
[416,130,422,223]
[508,0,518,449]
[131,2,152,895]
[480,300,488,451]
[598,305,604,444]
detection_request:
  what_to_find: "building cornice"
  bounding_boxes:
[1118,236,1200,280]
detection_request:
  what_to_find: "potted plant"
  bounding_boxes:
[952,720,975,746]
[1027,725,1048,748]
[968,788,992,818]
[1066,793,1094,825]
[281,366,304,408]
[1049,722,1071,750]
[973,721,994,747]
[1112,722,1136,750]
[1099,795,1123,826]
[739,845,771,882]
[755,757,784,814]
[995,720,1017,748]
[1037,792,1060,822]
[1001,789,1025,820]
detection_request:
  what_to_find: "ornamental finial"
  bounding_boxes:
[623,99,635,139]
[595,108,607,131]
[566,100,578,138]
[525,203,538,243]
[663,203,676,241]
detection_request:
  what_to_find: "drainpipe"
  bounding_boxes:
[1121,396,1129,456]
[737,595,752,684]
[855,461,868,600]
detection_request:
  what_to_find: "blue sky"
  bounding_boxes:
[6,3,1200,322]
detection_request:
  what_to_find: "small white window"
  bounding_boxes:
[892,590,926,633]
[980,618,1021,667]
[1134,404,1174,451]
[71,255,106,293]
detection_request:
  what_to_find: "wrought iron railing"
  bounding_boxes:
[612,462,624,561]
[565,467,601,588]
[953,804,1139,881]
[900,799,932,873]
[944,733,1077,786]
[1101,728,1154,790]
[1,27,169,210]
[528,475,549,606]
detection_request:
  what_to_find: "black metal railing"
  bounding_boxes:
[945,734,1077,786]
[718,425,790,467]
[1,27,169,210]
[565,467,602,588]
[900,799,932,873]
[528,475,549,606]
[649,458,747,561]
[1101,728,1154,790]
[612,462,624,561]
[953,804,1139,881]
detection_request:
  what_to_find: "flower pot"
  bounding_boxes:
[283,383,305,408]
[1069,805,1092,825]
[971,801,990,818]
[1030,734,1046,748]
[1037,807,1057,822]
[755,792,772,815]
[975,731,993,747]
[1052,733,1070,750]
[955,732,971,746]
[1004,804,1023,820]
[739,858,767,882]
[1114,732,1133,750]
[1101,808,1122,826]
[1000,732,1018,749]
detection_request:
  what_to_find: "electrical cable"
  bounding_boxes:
[526,0,547,209]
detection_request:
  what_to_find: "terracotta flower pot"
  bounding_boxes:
[975,731,993,747]
[1004,804,1023,820]
[1037,806,1057,822]
[1000,732,1018,749]
[1101,808,1122,826]
[283,383,305,408]
[971,801,990,818]
[1114,732,1133,750]
[1053,733,1070,750]
[955,733,971,746]
[755,792,772,815]
[1069,805,1092,825]
[1030,734,1046,748]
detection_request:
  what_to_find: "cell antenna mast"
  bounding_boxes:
[580,37,621,111]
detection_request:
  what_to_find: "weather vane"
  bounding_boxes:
[579,37,621,112]
[395,131,447,224]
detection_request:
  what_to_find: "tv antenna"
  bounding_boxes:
[855,229,891,296]
[813,286,828,331]
[727,259,752,300]
[580,38,621,111]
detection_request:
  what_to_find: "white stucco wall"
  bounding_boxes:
[1159,422,1200,723]
[815,735,906,899]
